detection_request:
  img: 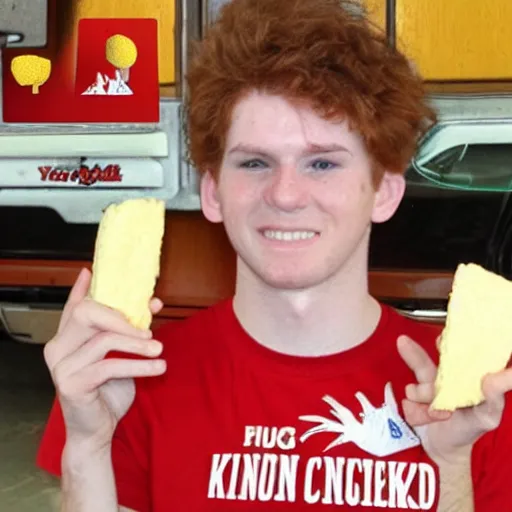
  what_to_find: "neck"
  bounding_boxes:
[233,241,381,357]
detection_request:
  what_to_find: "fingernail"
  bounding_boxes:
[149,341,163,355]
[154,359,166,371]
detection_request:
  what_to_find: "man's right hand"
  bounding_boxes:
[44,267,166,450]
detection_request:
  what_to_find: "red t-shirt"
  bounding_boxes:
[36,299,512,511]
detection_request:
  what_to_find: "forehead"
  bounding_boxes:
[226,91,361,149]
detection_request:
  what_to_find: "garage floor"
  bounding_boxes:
[0,337,60,512]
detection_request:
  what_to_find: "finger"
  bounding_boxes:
[402,399,432,427]
[150,297,164,315]
[67,358,167,395]
[473,371,510,429]
[47,300,152,365]
[436,335,442,352]
[482,369,512,403]
[405,382,436,404]
[54,333,163,381]
[402,399,451,427]
[58,268,91,334]
[397,335,437,383]
[429,408,452,421]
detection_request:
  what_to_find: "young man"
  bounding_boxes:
[36,0,512,510]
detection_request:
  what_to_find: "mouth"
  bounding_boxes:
[260,229,319,242]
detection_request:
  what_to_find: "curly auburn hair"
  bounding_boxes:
[185,0,437,184]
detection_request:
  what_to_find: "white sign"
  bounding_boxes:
[0,157,164,188]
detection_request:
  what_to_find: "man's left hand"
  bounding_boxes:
[397,335,512,465]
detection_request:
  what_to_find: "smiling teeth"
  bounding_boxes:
[263,230,316,241]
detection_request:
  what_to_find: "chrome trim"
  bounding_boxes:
[6,33,23,44]
[429,94,512,122]
[415,122,512,167]
[175,0,202,100]
[0,49,3,123]
[0,132,169,158]
[396,308,447,323]
[386,0,396,48]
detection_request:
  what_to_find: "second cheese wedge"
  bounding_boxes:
[432,263,512,411]
[89,197,165,330]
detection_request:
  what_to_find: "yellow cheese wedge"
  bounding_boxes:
[90,198,165,330]
[432,263,512,411]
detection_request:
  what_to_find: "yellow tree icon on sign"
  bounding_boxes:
[11,55,52,94]
[106,34,138,83]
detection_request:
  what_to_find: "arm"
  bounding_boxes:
[60,442,118,512]
[37,270,163,512]
[437,457,474,512]
[60,441,139,512]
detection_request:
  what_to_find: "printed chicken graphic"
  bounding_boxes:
[299,382,420,457]
[82,34,137,96]
[11,55,51,94]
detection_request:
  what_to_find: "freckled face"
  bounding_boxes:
[201,91,403,290]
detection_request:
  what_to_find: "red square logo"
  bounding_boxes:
[2,18,160,123]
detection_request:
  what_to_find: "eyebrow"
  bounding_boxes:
[227,143,353,157]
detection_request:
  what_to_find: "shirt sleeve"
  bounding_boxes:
[472,393,512,511]
[36,378,152,512]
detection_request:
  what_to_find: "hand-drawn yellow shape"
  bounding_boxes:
[106,34,138,82]
[11,55,52,94]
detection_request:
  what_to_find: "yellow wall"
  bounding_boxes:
[71,0,512,86]
[396,0,512,81]
[72,0,386,88]
[364,0,386,31]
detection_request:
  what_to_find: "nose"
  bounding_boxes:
[263,165,309,212]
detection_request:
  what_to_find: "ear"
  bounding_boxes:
[200,170,224,223]
[371,172,406,224]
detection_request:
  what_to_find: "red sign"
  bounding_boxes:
[2,18,159,123]
[38,164,123,186]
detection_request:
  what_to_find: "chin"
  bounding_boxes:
[251,263,331,291]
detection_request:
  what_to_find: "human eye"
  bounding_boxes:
[310,159,338,171]
[239,158,269,170]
